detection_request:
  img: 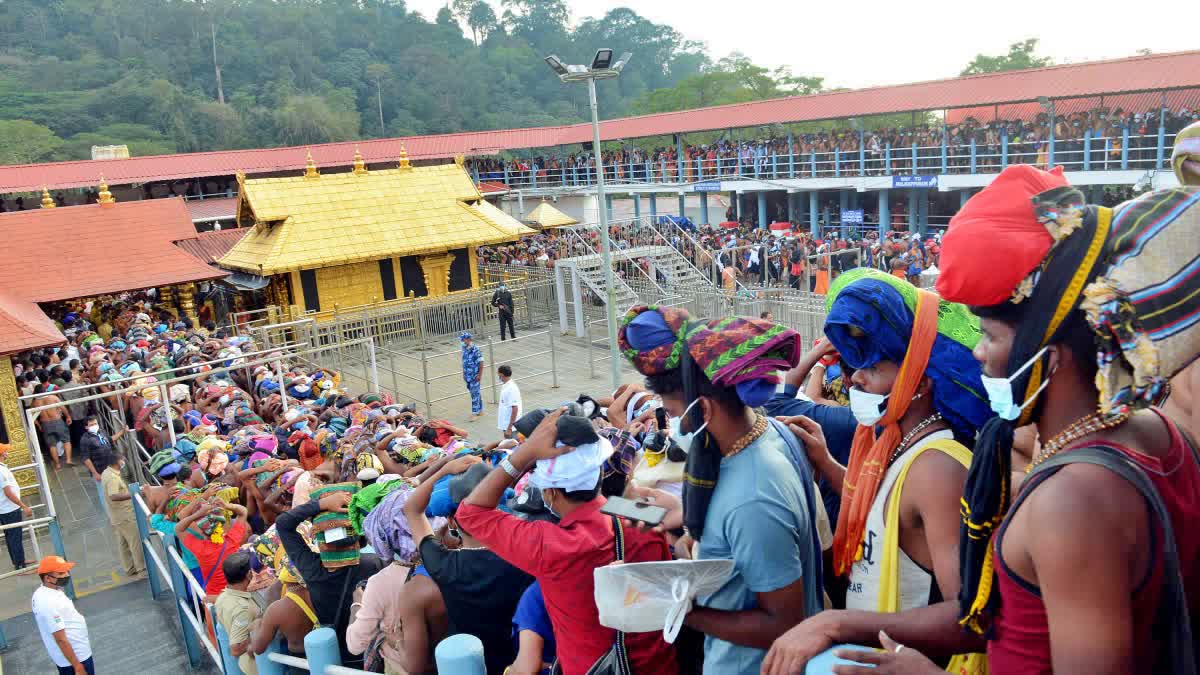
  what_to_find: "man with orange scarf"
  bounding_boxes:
[762,268,992,674]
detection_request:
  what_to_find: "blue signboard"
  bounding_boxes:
[691,180,723,192]
[892,175,938,189]
[840,209,864,225]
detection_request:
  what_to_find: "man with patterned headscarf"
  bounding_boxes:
[763,268,992,674]
[1162,121,1200,441]
[616,305,825,674]
[842,165,1200,673]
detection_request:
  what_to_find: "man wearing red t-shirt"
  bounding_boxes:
[175,501,250,598]
[457,409,678,675]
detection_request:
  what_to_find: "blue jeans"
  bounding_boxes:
[57,656,95,674]
[1,509,25,569]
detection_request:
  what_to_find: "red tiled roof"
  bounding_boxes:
[0,198,225,305]
[947,89,1200,124]
[1,50,1198,194]
[185,196,239,223]
[173,227,249,265]
[0,291,64,355]
[477,181,510,195]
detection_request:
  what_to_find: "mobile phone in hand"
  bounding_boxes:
[600,496,667,527]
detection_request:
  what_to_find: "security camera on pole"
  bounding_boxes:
[545,49,633,390]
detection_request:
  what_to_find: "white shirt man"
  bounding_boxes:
[496,367,522,438]
[33,556,93,674]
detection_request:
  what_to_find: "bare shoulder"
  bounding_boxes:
[1023,463,1144,542]
[902,444,968,501]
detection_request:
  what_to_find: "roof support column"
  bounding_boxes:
[757,192,768,230]
[700,191,710,226]
[878,189,890,238]
[809,191,819,236]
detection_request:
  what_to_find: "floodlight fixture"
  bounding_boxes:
[544,55,568,77]
[592,48,614,70]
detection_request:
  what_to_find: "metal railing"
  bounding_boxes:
[469,128,1184,190]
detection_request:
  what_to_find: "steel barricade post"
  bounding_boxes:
[389,350,398,396]
[304,626,342,673]
[256,636,287,675]
[548,329,559,389]
[585,314,595,379]
[487,338,498,405]
[170,539,204,668]
[365,339,380,393]
[435,634,487,675]
[128,483,164,599]
[159,383,177,448]
[421,349,433,419]
[215,620,243,675]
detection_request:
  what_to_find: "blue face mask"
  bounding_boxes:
[980,346,1052,421]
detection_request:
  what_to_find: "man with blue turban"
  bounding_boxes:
[763,268,991,674]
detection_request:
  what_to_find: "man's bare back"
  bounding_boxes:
[33,395,66,421]
[270,588,316,654]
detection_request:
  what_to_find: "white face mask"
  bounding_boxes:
[980,346,1052,421]
[849,388,890,427]
[86,424,100,434]
[667,399,708,455]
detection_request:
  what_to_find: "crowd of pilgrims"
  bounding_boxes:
[10,130,1200,675]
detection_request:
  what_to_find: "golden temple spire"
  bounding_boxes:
[398,145,412,171]
[41,187,56,209]
[303,149,320,179]
[454,154,465,167]
[97,175,115,205]
[352,146,368,176]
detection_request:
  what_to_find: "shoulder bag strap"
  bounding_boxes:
[877,438,971,614]
[610,515,632,675]
[201,537,230,588]
[285,590,320,626]
[1030,446,1196,675]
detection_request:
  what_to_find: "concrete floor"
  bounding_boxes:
[0,580,219,675]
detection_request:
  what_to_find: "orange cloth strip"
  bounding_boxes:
[832,288,940,576]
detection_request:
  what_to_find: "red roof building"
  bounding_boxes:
[173,227,250,266]
[2,50,1198,194]
[0,198,225,354]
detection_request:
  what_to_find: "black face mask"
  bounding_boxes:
[53,575,71,588]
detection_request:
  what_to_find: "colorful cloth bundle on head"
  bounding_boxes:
[166,487,201,521]
[618,304,803,539]
[347,479,406,535]
[937,164,1200,634]
[1172,121,1200,186]
[309,482,361,569]
[362,484,447,564]
[824,268,991,436]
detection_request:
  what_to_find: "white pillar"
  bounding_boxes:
[555,265,569,334]
[571,268,586,338]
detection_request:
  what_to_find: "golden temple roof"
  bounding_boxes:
[523,201,578,229]
[219,162,535,275]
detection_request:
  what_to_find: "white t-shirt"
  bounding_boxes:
[497,380,523,431]
[33,585,92,667]
[0,463,20,514]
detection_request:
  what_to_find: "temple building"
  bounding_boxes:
[523,200,579,229]
[218,149,534,318]
[0,185,224,479]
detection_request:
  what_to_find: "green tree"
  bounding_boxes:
[273,94,360,145]
[467,2,498,44]
[366,62,391,136]
[960,38,1053,76]
[0,119,63,164]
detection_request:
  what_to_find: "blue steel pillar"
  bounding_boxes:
[960,189,971,208]
[649,193,658,222]
[1001,130,1009,168]
[788,132,796,178]
[675,134,686,182]
[809,191,819,235]
[757,192,768,229]
[917,190,929,237]
[605,193,613,220]
[839,190,849,239]
[305,627,342,674]
[632,193,641,220]
[907,189,917,232]
[1048,102,1056,168]
[822,205,831,236]
[787,192,796,222]
[969,139,977,174]
[1121,125,1130,169]
[1157,104,1167,169]
[878,189,890,237]
[678,192,686,218]
[699,192,710,225]
[859,130,866,176]
[1083,129,1092,171]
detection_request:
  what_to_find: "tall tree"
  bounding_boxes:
[467,1,498,44]
[960,38,1053,76]
[366,62,391,135]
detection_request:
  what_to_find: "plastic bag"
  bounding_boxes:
[594,559,735,643]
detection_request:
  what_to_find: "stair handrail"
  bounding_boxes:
[559,225,648,310]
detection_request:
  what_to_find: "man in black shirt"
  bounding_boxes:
[275,494,385,665]
[404,457,534,674]
[491,282,516,341]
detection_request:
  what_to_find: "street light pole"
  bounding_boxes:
[587,77,623,388]
[546,50,631,391]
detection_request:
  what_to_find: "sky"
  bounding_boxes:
[404,0,1197,89]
